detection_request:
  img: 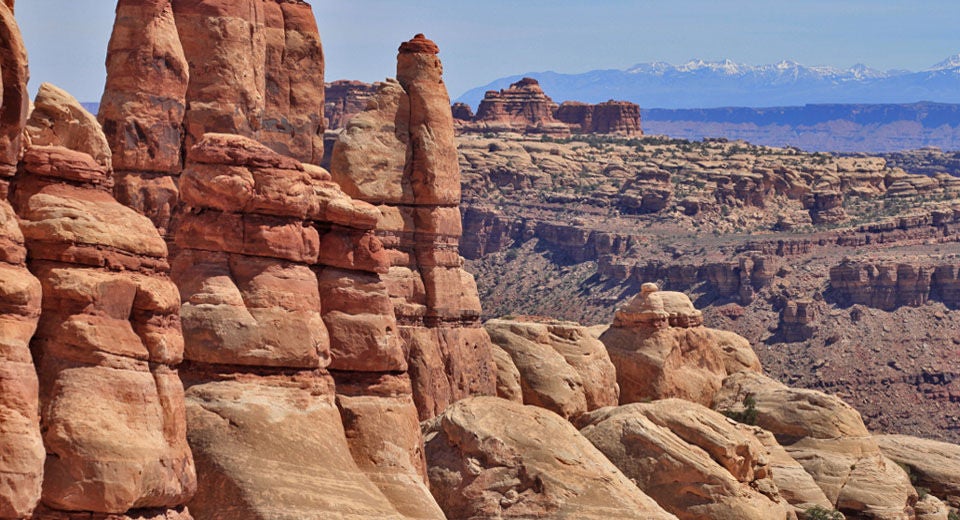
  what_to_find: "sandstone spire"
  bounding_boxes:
[331,34,496,420]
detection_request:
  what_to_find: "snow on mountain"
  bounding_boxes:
[456,55,960,109]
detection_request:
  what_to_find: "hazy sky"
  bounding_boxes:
[16,1,960,103]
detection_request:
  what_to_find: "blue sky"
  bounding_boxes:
[16,1,960,102]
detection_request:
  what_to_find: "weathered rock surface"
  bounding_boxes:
[469,78,567,135]
[578,401,792,520]
[183,374,410,520]
[27,83,112,170]
[335,373,446,520]
[747,427,834,516]
[332,34,496,421]
[324,80,379,131]
[830,259,960,310]
[876,434,960,508]
[715,371,918,519]
[0,2,28,175]
[600,284,760,405]
[0,194,42,519]
[0,8,42,517]
[170,0,324,163]
[12,124,196,516]
[99,0,188,235]
[489,343,523,402]
[422,396,678,520]
[556,100,642,135]
[485,317,618,418]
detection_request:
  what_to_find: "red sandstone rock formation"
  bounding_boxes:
[470,77,569,135]
[170,133,434,519]
[556,100,642,135]
[0,3,27,176]
[324,80,379,130]
[600,283,761,405]
[331,34,496,421]
[98,0,189,236]
[0,8,40,517]
[12,135,196,517]
[830,258,960,310]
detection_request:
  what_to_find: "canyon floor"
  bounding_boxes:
[460,132,960,443]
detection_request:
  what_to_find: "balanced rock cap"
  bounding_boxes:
[399,33,439,55]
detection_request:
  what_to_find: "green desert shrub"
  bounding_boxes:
[805,506,844,520]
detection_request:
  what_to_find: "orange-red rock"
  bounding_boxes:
[0,197,43,519]
[260,0,325,164]
[0,3,28,176]
[332,35,496,420]
[12,128,196,516]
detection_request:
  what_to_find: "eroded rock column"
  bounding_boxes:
[12,141,195,518]
[331,34,496,421]
[0,5,43,518]
[173,133,418,519]
[98,0,189,237]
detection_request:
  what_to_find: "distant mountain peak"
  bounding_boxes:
[456,54,960,109]
[929,53,960,71]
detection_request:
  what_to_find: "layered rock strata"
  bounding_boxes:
[172,133,437,519]
[0,5,41,517]
[830,259,960,310]
[98,0,188,236]
[324,80,378,130]
[556,100,642,135]
[876,434,960,509]
[100,0,326,235]
[12,136,196,517]
[470,78,567,135]
[331,34,496,421]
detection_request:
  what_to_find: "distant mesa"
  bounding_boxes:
[324,77,642,137]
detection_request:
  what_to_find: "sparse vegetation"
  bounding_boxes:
[805,506,845,520]
[722,394,759,425]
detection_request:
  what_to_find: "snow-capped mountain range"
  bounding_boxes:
[456,54,960,109]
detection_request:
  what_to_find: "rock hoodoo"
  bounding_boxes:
[600,283,760,405]
[0,6,41,518]
[331,34,497,421]
[12,100,196,517]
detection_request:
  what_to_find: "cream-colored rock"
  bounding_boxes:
[914,494,950,520]
[27,83,112,170]
[330,79,411,204]
[714,371,869,440]
[876,434,960,509]
[0,202,43,519]
[748,427,833,515]
[490,343,523,402]
[579,402,792,520]
[334,374,445,520]
[601,325,729,405]
[485,319,588,419]
[423,396,677,519]
[716,372,917,519]
[185,376,408,520]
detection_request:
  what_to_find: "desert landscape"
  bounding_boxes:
[0,1,958,520]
